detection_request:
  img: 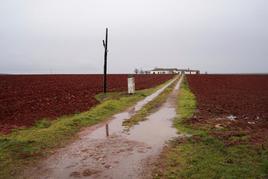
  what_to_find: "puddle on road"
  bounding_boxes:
[134,79,175,112]
[22,76,183,179]
[81,78,177,140]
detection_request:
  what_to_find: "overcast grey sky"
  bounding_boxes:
[0,0,267,74]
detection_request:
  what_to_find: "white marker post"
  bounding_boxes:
[128,75,135,94]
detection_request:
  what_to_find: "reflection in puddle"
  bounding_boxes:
[23,76,184,179]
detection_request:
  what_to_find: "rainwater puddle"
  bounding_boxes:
[23,76,183,179]
[81,77,177,140]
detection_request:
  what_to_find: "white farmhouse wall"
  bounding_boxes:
[150,70,172,74]
[150,70,180,74]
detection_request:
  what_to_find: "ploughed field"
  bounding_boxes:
[0,74,174,133]
[187,75,268,145]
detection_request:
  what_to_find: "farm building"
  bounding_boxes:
[149,68,200,74]
[149,68,179,74]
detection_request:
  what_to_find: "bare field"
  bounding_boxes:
[187,74,268,145]
[0,74,174,133]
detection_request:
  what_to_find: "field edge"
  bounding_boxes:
[0,78,174,179]
[153,76,268,179]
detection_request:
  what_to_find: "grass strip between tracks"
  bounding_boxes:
[154,77,268,179]
[122,77,179,128]
[0,78,174,179]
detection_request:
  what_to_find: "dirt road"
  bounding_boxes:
[22,76,183,179]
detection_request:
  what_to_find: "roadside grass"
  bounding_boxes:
[173,79,204,135]
[0,78,173,179]
[95,91,130,102]
[122,77,178,128]
[154,77,268,179]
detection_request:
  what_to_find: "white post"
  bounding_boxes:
[128,76,135,94]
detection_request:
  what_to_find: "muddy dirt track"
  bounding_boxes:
[21,77,182,179]
[187,74,268,145]
[0,74,174,133]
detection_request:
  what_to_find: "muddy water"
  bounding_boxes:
[22,76,183,179]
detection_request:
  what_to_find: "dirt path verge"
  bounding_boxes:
[153,75,268,179]
[21,76,182,179]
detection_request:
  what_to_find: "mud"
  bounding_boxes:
[0,74,174,133]
[187,74,268,146]
[21,76,183,179]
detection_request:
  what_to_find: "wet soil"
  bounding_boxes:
[21,77,183,179]
[187,74,268,146]
[0,74,174,133]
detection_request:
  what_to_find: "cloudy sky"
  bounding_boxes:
[0,0,267,74]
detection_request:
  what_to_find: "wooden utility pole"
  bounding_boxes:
[103,28,108,93]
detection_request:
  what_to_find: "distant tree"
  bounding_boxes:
[139,69,145,74]
[134,68,139,74]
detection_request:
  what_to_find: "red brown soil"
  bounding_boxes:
[186,74,268,146]
[0,74,173,133]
